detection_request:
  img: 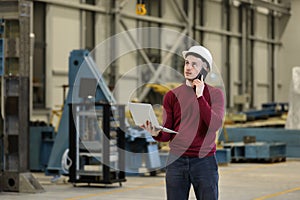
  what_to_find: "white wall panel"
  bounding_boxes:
[256,11,268,38]
[253,42,269,108]
[253,11,271,108]
[163,0,182,21]
[229,5,241,108]
[46,5,80,108]
[119,0,136,14]
[230,38,241,108]
[230,5,239,33]
[278,0,300,103]
[205,0,222,29]
[94,1,110,44]
[203,0,223,88]
[113,64,139,104]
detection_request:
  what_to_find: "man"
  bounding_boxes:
[142,45,225,200]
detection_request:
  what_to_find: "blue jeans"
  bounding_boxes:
[165,154,219,200]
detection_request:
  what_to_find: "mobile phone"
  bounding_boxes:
[193,73,202,92]
[193,72,202,81]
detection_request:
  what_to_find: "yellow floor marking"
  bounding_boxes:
[65,181,165,200]
[254,186,300,200]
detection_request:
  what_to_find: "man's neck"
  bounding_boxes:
[186,79,193,87]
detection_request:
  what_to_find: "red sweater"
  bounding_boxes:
[153,83,225,157]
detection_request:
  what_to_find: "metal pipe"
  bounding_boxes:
[224,0,231,107]
[236,0,290,14]
[197,0,205,43]
[240,4,247,95]
[256,82,270,87]
[269,11,276,102]
[110,0,118,90]
[120,12,185,28]
[195,25,242,38]
[248,35,281,45]
[33,0,109,14]
[249,8,255,108]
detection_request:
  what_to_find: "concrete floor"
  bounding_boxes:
[0,159,300,200]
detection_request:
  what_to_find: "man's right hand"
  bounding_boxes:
[140,120,161,137]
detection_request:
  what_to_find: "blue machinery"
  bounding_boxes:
[46,50,162,178]
[46,50,117,176]
[125,128,161,175]
[220,127,300,158]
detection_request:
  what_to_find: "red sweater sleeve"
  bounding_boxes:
[198,86,225,133]
[152,91,176,142]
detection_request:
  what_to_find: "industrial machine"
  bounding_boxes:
[46,49,162,180]
[68,102,126,186]
[29,123,55,172]
[125,127,161,176]
[46,49,117,178]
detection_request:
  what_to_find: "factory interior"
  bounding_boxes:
[0,0,300,199]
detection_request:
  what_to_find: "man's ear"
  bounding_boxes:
[202,62,209,72]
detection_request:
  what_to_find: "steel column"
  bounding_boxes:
[0,0,44,193]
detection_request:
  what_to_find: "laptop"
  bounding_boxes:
[128,102,178,134]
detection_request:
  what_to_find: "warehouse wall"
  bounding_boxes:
[278,0,300,102]
[162,0,285,110]
[46,4,80,109]
[31,0,296,125]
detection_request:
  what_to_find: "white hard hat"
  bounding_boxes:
[182,45,213,70]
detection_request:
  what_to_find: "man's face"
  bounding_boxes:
[184,55,204,81]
